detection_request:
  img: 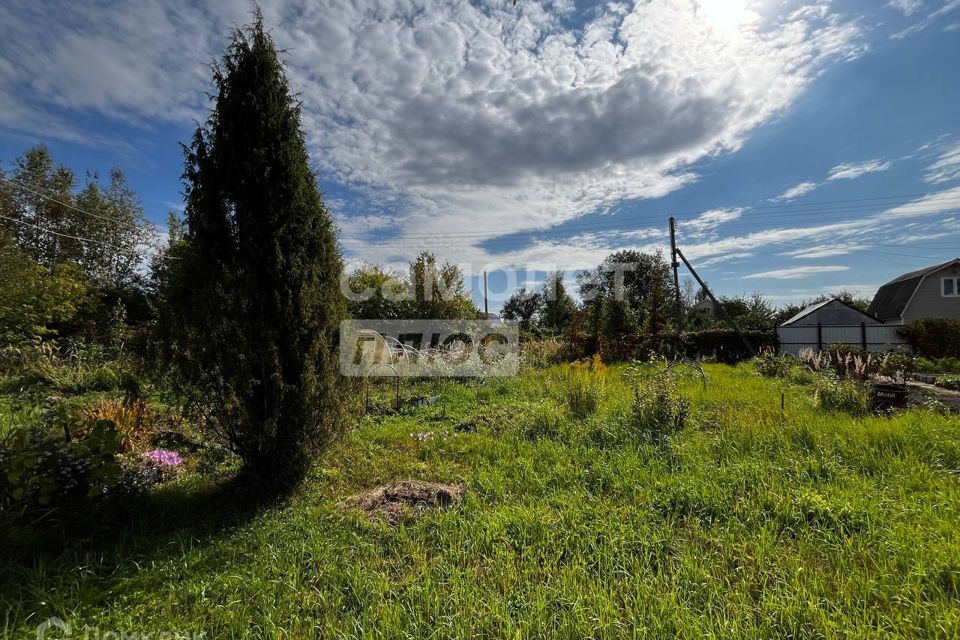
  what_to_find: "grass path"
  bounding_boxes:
[3,364,960,638]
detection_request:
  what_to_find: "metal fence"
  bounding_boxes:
[776,323,911,356]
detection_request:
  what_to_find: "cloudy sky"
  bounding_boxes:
[1,0,958,309]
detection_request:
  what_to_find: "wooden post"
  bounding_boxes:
[669,217,682,327]
[484,270,489,317]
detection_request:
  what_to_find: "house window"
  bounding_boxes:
[944,277,960,297]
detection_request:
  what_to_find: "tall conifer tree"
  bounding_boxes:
[161,13,346,488]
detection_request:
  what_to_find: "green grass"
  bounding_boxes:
[3,363,960,638]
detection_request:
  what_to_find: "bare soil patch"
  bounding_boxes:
[348,480,466,525]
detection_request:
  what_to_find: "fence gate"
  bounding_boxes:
[776,324,911,356]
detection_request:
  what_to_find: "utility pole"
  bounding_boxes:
[669,216,682,328]
[483,270,489,317]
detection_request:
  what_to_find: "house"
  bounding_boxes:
[776,298,907,355]
[691,298,716,315]
[867,258,960,324]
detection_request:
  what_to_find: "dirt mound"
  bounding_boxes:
[349,480,466,525]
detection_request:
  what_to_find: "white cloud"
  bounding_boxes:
[772,158,893,202]
[924,140,960,184]
[0,0,866,269]
[743,265,850,280]
[774,181,819,201]
[884,185,960,218]
[680,208,744,235]
[890,0,960,38]
[826,159,893,181]
[888,0,925,16]
[781,242,864,258]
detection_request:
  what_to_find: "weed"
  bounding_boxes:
[814,375,869,416]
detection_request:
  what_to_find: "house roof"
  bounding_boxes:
[780,297,878,326]
[867,258,960,321]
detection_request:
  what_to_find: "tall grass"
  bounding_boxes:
[2,363,959,638]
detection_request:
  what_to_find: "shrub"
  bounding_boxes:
[935,375,960,391]
[788,366,817,386]
[916,356,960,374]
[627,371,690,443]
[753,351,793,378]
[0,419,122,529]
[682,329,775,364]
[82,398,158,453]
[814,375,869,416]
[899,319,960,358]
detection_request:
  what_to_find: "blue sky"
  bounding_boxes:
[1,0,958,311]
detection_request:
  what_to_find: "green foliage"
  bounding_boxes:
[3,364,960,636]
[682,328,775,363]
[935,375,960,391]
[575,250,674,345]
[344,258,477,320]
[0,233,89,341]
[501,288,542,331]
[519,338,567,369]
[555,357,607,420]
[1,417,121,529]
[407,252,477,319]
[540,271,576,333]
[753,351,793,378]
[900,319,960,358]
[625,368,690,443]
[345,264,410,319]
[814,375,870,416]
[915,356,960,373]
[157,15,347,489]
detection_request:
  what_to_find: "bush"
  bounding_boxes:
[900,320,960,358]
[917,356,960,374]
[683,329,775,364]
[627,371,690,443]
[814,375,869,416]
[935,375,960,391]
[753,351,793,378]
[1,419,122,529]
[81,398,158,453]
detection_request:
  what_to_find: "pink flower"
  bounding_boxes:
[144,449,183,467]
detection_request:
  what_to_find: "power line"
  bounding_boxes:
[0,213,129,253]
[0,175,129,225]
[335,197,960,242]
[337,205,960,249]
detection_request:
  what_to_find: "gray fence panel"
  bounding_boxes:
[776,324,911,355]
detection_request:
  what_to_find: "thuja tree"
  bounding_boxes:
[159,15,346,489]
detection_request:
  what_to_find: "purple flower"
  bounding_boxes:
[144,449,183,467]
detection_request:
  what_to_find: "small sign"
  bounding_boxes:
[871,383,908,411]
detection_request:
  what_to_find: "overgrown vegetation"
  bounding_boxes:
[3,363,959,637]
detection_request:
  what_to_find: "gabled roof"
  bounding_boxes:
[780,298,877,326]
[867,258,960,321]
[781,299,834,326]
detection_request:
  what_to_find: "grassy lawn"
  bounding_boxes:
[3,363,960,638]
